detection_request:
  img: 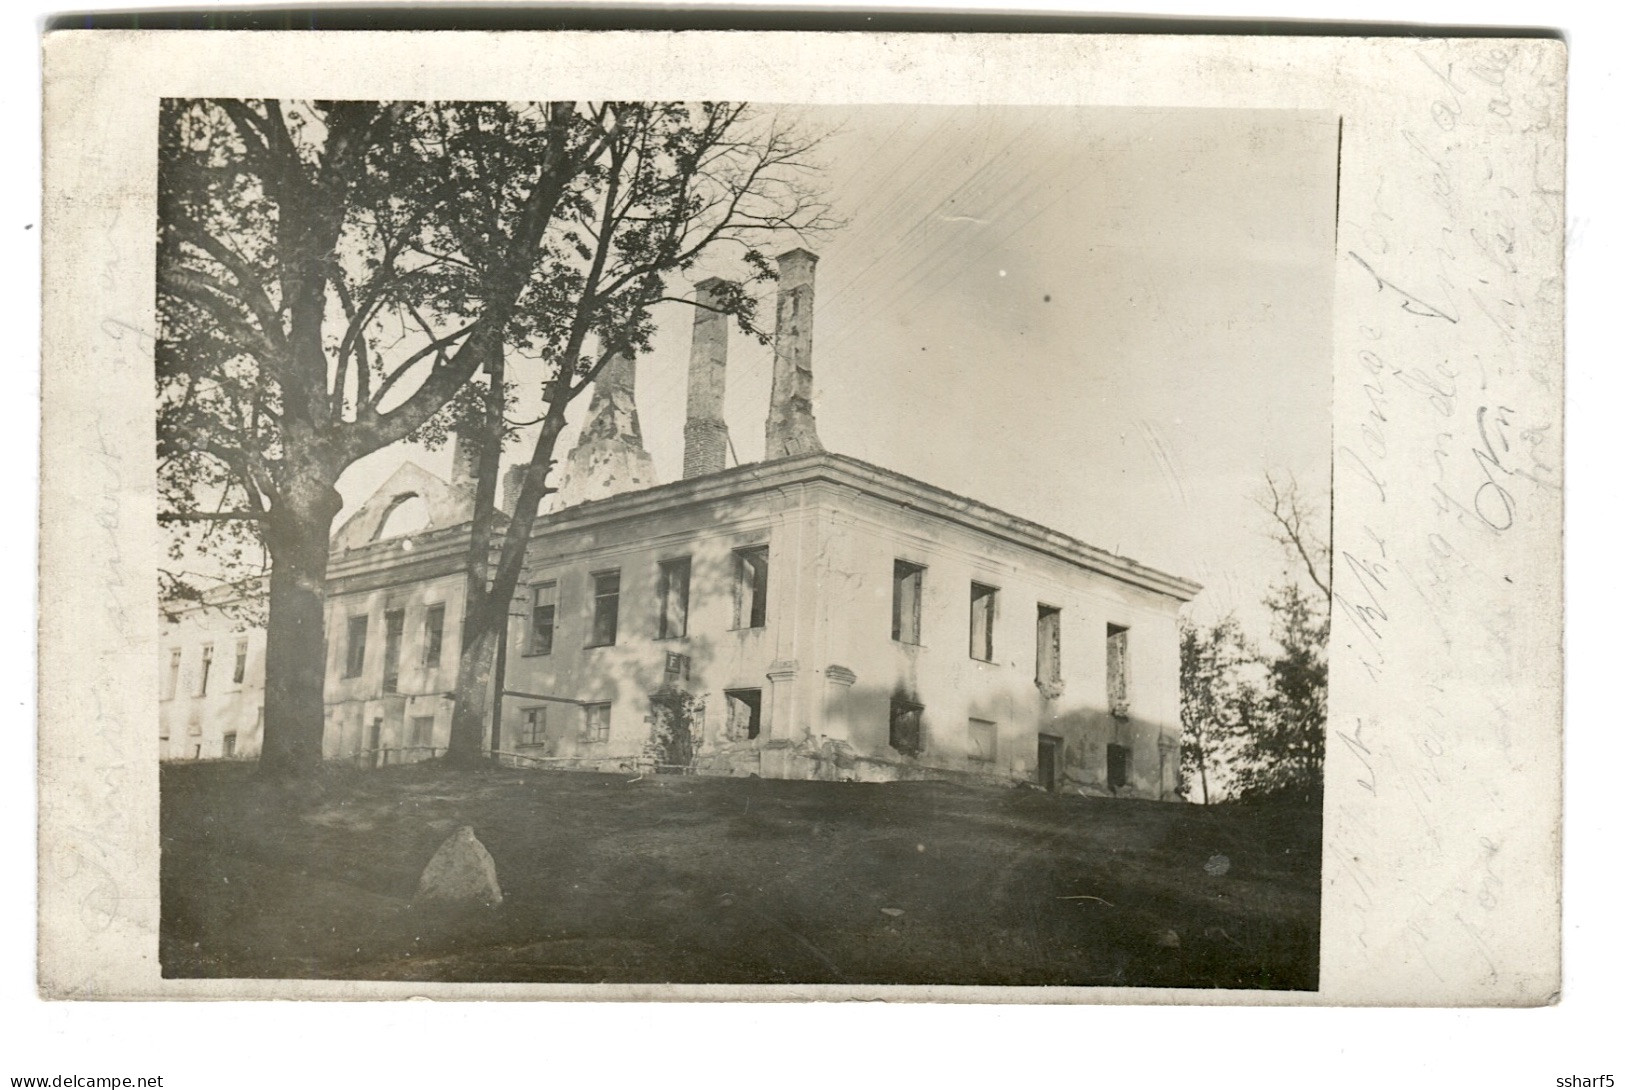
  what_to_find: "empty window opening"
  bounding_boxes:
[423,604,446,667]
[222,732,237,759]
[232,639,248,686]
[344,615,368,679]
[518,707,547,748]
[1107,743,1131,791]
[581,702,612,744]
[1036,605,1062,691]
[382,609,405,693]
[1107,623,1131,715]
[726,688,763,741]
[969,583,997,661]
[529,582,557,656]
[409,715,436,748]
[163,648,181,701]
[892,560,924,644]
[889,698,924,756]
[373,492,430,541]
[197,644,214,697]
[588,571,621,647]
[658,557,691,639]
[968,717,997,763]
[734,546,769,629]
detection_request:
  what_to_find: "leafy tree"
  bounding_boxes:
[1177,474,1329,804]
[1178,614,1260,804]
[158,99,830,778]
[436,103,832,767]
[1230,582,1328,802]
[158,100,630,777]
[1229,473,1331,803]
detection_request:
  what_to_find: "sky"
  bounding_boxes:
[341,104,1337,637]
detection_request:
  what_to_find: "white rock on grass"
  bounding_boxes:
[415,826,503,907]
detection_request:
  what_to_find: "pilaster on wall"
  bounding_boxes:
[765,659,798,743]
[763,488,827,748]
[822,664,857,743]
[1157,733,1179,801]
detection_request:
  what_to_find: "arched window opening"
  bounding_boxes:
[373,492,430,541]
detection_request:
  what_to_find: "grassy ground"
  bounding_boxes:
[161,762,1320,988]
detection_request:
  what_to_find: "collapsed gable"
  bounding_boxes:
[331,462,478,551]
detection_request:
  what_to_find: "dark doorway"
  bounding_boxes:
[368,718,382,769]
[1037,734,1061,792]
[1107,743,1130,792]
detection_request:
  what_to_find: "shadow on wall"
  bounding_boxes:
[493,498,763,777]
[488,491,1188,798]
[779,679,1178,798]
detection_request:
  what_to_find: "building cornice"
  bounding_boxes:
[525,453,1203,603]
[325,523,484,596]
[169,453,1202,611]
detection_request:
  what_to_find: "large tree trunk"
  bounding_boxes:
[443,407,570,768]
[258,480,342,779]
[443,347,508,769]
[445,615,502,768]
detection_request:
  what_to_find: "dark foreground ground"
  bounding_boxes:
[161,762,1320,988]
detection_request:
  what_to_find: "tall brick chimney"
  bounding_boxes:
[683,278,731,479]
[450,430,480,488]
[451,352,498,488]
[500,464,527,512]
[764,248,824,460]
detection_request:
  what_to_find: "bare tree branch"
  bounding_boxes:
[1259,471,1332,604]
[363,319,479,416]
[169,220,289,354]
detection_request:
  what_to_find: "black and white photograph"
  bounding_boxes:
[153,98,1333,988]
[18,6,1617,1088]
[36,33,1577,1072]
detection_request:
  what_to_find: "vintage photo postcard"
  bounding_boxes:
[39,29,1563,1003]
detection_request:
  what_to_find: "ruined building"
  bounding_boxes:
[160,248,1199,797]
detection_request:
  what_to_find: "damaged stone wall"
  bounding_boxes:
[551,352,657,510]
